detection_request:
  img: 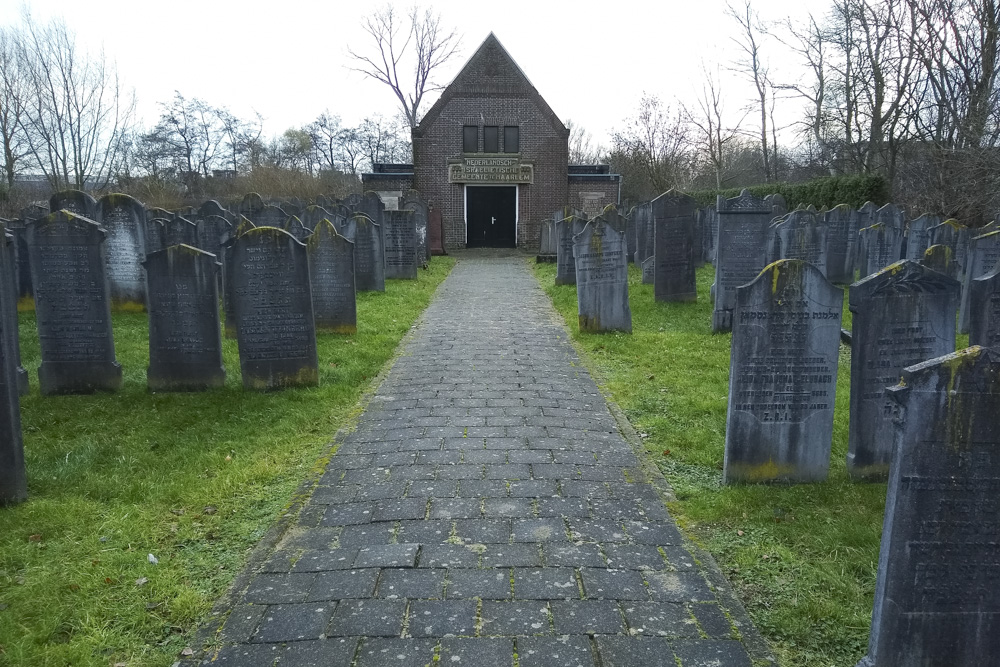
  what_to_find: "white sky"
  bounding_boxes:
[2,0,832,148]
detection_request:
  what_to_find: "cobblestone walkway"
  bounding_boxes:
[202,255,770,667]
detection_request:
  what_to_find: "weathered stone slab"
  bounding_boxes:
[712,190,771,332]
[238,192,265,219]
[905,213,941,261]
[98,193,147,308]
[351,214,385,292]
[928,219,970,279]
[970,264,1000,348]
[50,190,98,219]
[634,202,654,265]
[858,223,905,277]
[823,204,854,283]
[163,216,198,249]
[959,230,1000,333]
[196,215,232,259]
[847,261,959,480]
[283,215,311,243]
[232,227,318,390]
[401,194,430,264]
[221,218,256,339]
[625,206,637,263]
[302,205,332,232]
[538,220,557,257]
[651,190,697,302]
[1,226,27,395]
[145,207,175,223]
[723,260,842,484]
[769,209,829,277]
[197,199,232,222]
[0,221,25,503]
[555,215,587,286]
[144,245,225,391]
[641,256,654,284]
[921,244,953,276]
[429,207,446,256]
[857,347,1000,667]
[764,193,787,217]
[846,201,879,278]
[27,210,122,394]
[383,210,417,280]
[307,220,357,334]
[573,216,632,333]
[145,218,166,255]
[358,192,387,264]
[252,205,287,228]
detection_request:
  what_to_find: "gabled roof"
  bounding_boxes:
[415,33,568,137]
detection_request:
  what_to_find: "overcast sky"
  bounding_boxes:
[2,0,832,148]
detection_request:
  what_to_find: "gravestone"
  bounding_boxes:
[724,260,842,484]
[599,205,627,235]
[857,347,1000,667]
[859,223,906,277]
[712,190,772,332]
[537,219,557,259]
[252,205,287,228]
[0,223,25,503]
[634,202,654,265]
[382,209,417,280]
[197,199,232,222]
[238,192,265,219]
[625,206,637,263]
[764,193,787,217]
[573,216,632,333]
[358,192,387,263]
[651,190,697,302]
[276,198,303,218]
[401,195,430,263]
[959,231,1000,333]
[921,244,953,276]
[555,215,588,285]
[307,220,357,334]
[145,218,166,255]
[352,214,385,292]
[970,265,1000,348]
[847,260,960,480]
[343,193,363,209]
[1,227,27,394]
[705,206,719,264]
[27,210,122,394]
[50,190,98,219]
[429,207,446,255]
[221,218,257,338]
[163,216,198,248]
[196,215,232,259]
[282,215,311,243]
[823,204,854,283]
[146,207,175,222]
[876,203,907,232]
[302,205,332,232]
[97,193,147,308]
[316,194,333,209]
[232,227,318,390]
[144,245,225,391]
[848,201,880,276]
[770,209,829,277]
[641,256,655,284]
[905,213,941,261]
[7,219,31,299]
[928,219,970,279]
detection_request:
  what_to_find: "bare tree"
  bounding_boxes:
[610,93,694,200]
[15,14,133,190]
[347,4,461,128]
[0,28,28,188]
[217,108,262,174]
[727,0,774,181]
[566,120,605,164]
[684,64,747,188]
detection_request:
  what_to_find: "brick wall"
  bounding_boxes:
[568,176,622,219]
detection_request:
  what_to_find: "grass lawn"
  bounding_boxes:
[532,260,968,667]
[0,257,454,667]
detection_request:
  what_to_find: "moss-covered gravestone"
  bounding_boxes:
[27,211,122,394]
[712,190,772,332]
[905,213,941,261]
[307,220,357,334]
[233,227,318,390]
[50,189,98,219]
[651,190,697,302]
[858,223,906,277]
[144,245,225,391]
[163,216,198,248]
[959,230,1000,334]
[970,264,1000,349]
[555,214,587,286]
[238,192,265,219]
[847,261,960,480]
[352,214,384,292]
[769,209,829,278]
[302,205,332,233]
[928,219,970,279]
[921,244,953,276]
[98,193,147,309]
[723,260,842,483]
[383,209,417,280]
[282,215,310,243]
[573,216,631,333]
[858,347,1000,666]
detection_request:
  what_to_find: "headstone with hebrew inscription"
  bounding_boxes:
[307,220,356,334]
[302,205,332,233]
[857,347,1000,667]
[50,190,98,219]
[163,216,198,249]
[770,209,829,277]
[27,211,122,394]
[555,215,587,286]
[144,245,225,391]
[352,214,385,292]
[233,227,318,390]
[712,190,772,332]
[970,265,1000,349]
[573,217,632,333]
[859,223,905,277]
[401,194,430,264]
[196,215,232,259]
[823,204,854,283]
[221,218,256,338]
[251,205,287,228]
[928,219,970,280]
[197,199,232,222]
[382,210,417,280]
[282,215,310,243]
[905,213,941,261]
[959,230,1000,333]
[921,244,953,276]
[145,219,166,256]
[651,190,697,302]
[358,192,387,263]
[98,193,147,308]
[847,261,959,480]
[724,260,842,484]
[238,192,265,219]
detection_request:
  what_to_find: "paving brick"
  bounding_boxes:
[621,601,700,637]
[568,519,628,543]
[515,635,597,667]
[536,497,590,518]
[244,573,316,604]
[219,604,266,642]
[354,638,436,667]
[508,480,559,497]
[276,637,359,666]
[372,499,428,522]
[513,567,579,600]
[327,599,406,637]
[418,544,481,569]
[453,518,511,544]
[407,480,458,498]
[580,569,649,601]
[511,518,568,543]
[481,544,543,568]
[593,636,677,667]
[439,638,514,667]
[550,599,625,634]
[603,544,668,571]
[376,568,446,600]
[199,643,278,666]
[429,498,482,520]
[543,544,606,568]
[321,502,374,527]
[396,520,453,544]
[354,544,419,569]
[457,479,508,498]
[480,601,551,636]
[292,548,359,573]
[626,521,683,546]
[337,523,397,547]
[645,572,715,603]
[483,498,534,518]
[671,639,754,666]
[308,569,379,600]
[251,603,334,643]
[408,600,478,637]
[689,602,735,638]
[446,569,512,600]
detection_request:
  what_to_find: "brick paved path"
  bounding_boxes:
[202,255,770,666]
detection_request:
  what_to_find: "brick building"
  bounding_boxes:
[363,33,620,250]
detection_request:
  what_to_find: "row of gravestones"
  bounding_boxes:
[547,194,1000,664]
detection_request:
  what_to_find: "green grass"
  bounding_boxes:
[0,257,454,667]
[532,260,927,667]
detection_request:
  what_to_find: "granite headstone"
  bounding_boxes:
[307,220,357,334]
[651,190,697,302]
[97,193,147,308]
[573,216,632,333]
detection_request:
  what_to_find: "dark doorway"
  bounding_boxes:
[466,186,516,248]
